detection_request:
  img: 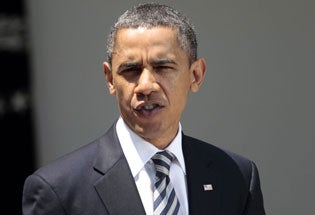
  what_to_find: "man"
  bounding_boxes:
[22,3,265,215]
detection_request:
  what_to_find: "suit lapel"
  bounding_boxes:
[93,125,146,215]
[182,134,221,215]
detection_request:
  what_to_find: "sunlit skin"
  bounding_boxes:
[104,27,206,149]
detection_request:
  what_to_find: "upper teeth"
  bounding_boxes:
[143,105,154,110]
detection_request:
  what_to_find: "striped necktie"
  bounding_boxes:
[152,150,181,215]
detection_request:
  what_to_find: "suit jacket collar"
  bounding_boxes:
[182,133,221,215]
[91,126,223,215]
[93,124,146,215]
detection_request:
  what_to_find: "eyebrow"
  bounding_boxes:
[117,59,177,72]
[150,59,177,66]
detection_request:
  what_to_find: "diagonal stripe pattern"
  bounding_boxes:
[152,150,181,215]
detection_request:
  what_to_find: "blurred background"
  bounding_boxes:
[1,1,35,214]
[2,0,314,214]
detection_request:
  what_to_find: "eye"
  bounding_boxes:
[154,65,173,72]
[120,67,142,74]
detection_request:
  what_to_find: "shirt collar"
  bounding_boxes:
[116,117,186,177]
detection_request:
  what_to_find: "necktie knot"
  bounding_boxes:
[152,150,175,179]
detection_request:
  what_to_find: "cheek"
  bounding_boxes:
[166,75,190,96]
[114,82,135,104]
[170,82,191,110]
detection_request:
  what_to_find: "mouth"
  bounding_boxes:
[134,103,164,117]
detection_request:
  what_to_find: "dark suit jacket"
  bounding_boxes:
[22,123,265,215]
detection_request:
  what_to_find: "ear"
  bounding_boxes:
[190,58,206,92]
[103,62,116,95]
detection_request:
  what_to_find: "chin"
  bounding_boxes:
[134,122,162,135]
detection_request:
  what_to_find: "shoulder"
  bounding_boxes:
[182,134,252,164]
[22,135,103,214]
[183,134,256,187]
[31,135,101,184]
[182,134,265,214]
[32,124,118,181]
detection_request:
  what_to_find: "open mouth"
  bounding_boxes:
[134,103,163,117]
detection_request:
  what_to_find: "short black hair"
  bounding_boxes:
[106,3,198,65]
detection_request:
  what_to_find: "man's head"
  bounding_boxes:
[107,3,197,65]
[104,3,206,149]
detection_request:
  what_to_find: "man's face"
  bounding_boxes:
[104,27,205,148]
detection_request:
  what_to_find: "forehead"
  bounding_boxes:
[111,27,186,62]
[115,27,179,49]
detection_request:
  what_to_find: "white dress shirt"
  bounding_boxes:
[116,117,188,215]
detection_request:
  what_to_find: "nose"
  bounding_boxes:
[134,69,158,96]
